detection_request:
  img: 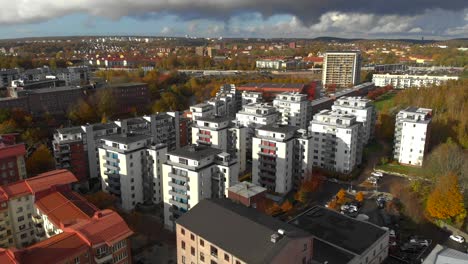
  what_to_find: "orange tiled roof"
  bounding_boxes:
[0,182,31,198]
[0,144,26,159]
[0,249,18,264]
[25,170,78,193]
[70,210,134,246]
[15,232,88,264]
[35,191,96,228]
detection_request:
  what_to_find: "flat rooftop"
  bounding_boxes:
[289,206,387,255]
[168,145,222,161]
[239,83,306,89]
[258,124,299,134]
[56,126,84,134]
[228,182,266,199]
[102,133,151,145]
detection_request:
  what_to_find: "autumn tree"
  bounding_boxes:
[337,188,347,204]
[355,192,364,202]
[265,203,282,216]
[296,171,324,203]
[426,173,466,224]
[281,200,293,212]
[26,144,55,176]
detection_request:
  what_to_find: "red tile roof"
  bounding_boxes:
[0,169,78,200]
[14,232,89,264]
[0,144,26,160]
[0,249,18,264]
[69,210,134,246]
[26,170,78,193]
[35,191,95,228]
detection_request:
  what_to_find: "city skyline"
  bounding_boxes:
[0,1,467,39]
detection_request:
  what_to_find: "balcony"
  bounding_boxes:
[35,231,46,239]
[32,215,43,224]
[260,144,276,151]
[0,227,7,236]
[168,172,188,182]
[169,190,189,200]
[259,179,275,187]
[259,165,275,173]
[103,163,119,171]
[94,252,113,264]
[168,181,189,191]
[259,157,276,166]
[259,172,276,180]
[169,206,185,216]
[196,133,211,138]
[102,155,120,163]
[258,151,276,157]
[106,186,121,195]
[169,199,189,210]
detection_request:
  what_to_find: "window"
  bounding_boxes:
[17,216,24,222]
[224,254,230,261]
[20,233,27,239]
[210,261,217,264]
[200,253,205,262]
[303,243,307,252]
[74,256,80,264]
[182,256,186,264]
[236,261,241,264]
[181,241,186,250]
[200,239,204,247]
[181,228,185,235]
[191,247,195,256]
[210,246,218,257]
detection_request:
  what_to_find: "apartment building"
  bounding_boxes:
[0,69,20,88]
[394,107,432,166]
[146,143,168,204]
[373,74,459,89]
[0,135,27,185]
[189,103,215,121]
[176,199,313,264]
[241,91,263,105]
[273,92,310,129]
[322,51,362,88]
[99,134,153,211]
[162,145,239,229]
[52,127,88,183]
[215,83,241,115]
[332,96,376,145]
[0,171,133,264]
[252,125,313,194]
[309,110,362,174]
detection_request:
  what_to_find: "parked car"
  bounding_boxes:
[368,177,377,184]
[450,235,465,244]
[372,171,383,177]
[410,239,429,247]
[400,244,421,253]
[376,197,386,208]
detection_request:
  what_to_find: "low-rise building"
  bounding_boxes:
[176,199,313,264]
[227,181,267,209]
[189,103,215,121]
[289,206,389,264]
[162,145,239,229]
[241,91,263,105]
[394,107,432,166]
[372,74,459,89]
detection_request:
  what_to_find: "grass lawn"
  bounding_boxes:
[376,163,425,177]
[374,91,397,111]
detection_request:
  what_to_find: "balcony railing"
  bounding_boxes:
[169,190,189,200]
[168,181,189,191]
[168,172,188,182]
[94,252,113,264]
[169,199,189,210]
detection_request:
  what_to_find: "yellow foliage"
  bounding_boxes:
[426,173,466,220]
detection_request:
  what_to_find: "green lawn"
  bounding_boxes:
[376,163,425,177]
[374,92,397,111]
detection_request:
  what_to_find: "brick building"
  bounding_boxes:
[0,135,27,185]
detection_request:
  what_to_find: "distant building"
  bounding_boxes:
[227,181,267,209]
[323,51,362,88]
[175,199,313,264]
[0,69,20,88]
[237,82,316,101]
[252,125,313,193]
[241,91,263,105]
[256,59,297,70]
[162,145,239,229]
[289,206,389,264]
[309,110,362,174]
[394,107,432,167]
[53,127,88,183]
[189,103,215,121]
[0,134,27,185]
[372,74,459,89]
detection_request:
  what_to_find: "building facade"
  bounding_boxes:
[0,135,27,185]
[393,107,432,166]
[162,145,239,229]
[273,92,310,129]
[309,110,362,174]
[372,74,459,89]
[252,125,313,194]
[322,51,361,88]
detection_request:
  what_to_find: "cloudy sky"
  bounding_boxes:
[0,0,467,39]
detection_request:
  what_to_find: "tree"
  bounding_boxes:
[426,173,466,223]
[281,200,293,212]
[337,188,347,204]
[356,192,364,202]
[296,171,324,203]
[26,144,55,176]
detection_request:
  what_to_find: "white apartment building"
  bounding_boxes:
[332,96,376,145]
[273,92,309,129]
[146,144,168,205]
[372,74,459,89]
[252,125,313,194]
[322,51,361,88]
[309,110,362,174]
[162,145,239,229]
[394,107,432,166]
[216,83,241,113]
[192,116,247,173]
[241,91,263,105]
[189,103,215,121]
[99,134,153,211]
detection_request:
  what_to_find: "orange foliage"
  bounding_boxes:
[337,188,347,204]
[327,199,339,210]
[426,173,466,220]
[281,200,293,212]
[356,192,364,202]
